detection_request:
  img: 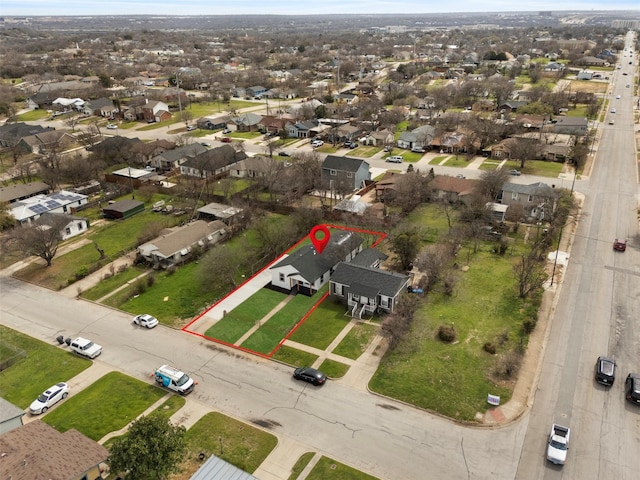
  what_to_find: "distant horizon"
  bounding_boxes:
[2,1,639,17]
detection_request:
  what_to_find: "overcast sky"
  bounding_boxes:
[2,1,639,16]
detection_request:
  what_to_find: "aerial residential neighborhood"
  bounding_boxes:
[0,7,638,480]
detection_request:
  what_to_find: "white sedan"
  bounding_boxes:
[133,313,159,328]
[29,382,69,414]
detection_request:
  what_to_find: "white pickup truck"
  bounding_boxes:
[546,424,570,465]
[70,337,103,359]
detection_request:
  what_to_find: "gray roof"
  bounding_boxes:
[182,145,246,172]
[501,182,558,197]
[156,143,207,163]
[322,155,369,173]
[0,397,25,425]
[103,199,144,213]
[350,248,388,267]
[330,263,410,297]
[271,231,363,283]
[140,220,226,258]
[190,454,258,480]
[0,181,50,203]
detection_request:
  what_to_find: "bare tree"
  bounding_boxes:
[414,244,453,294]
[8,214,71,266]
[508,137,541,170]
[478,168,509,202]
[513,250,547,298]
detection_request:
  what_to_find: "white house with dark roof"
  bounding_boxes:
[9,190,88,224]
[269,230,363,295]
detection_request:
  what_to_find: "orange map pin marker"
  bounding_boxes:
[310,225,330,254]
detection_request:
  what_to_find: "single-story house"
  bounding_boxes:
[551,116,588,136]
[360,129,394,147]
[397,125,435,150]
[0,122,55,148]
[102,199,145,220]
[229,112,262,132]
[269,230,363,296]
[329,261,410,316]
[427,175,477,204]
[0,420,108,480]
[150,143,208,172]
[190,454,258,480]
[17,130,76,155]
[39,212,90,240]
[179,145,247,179]
[0,181,50,204]
[9,190,88,225]
[197,115,230,130]
[138,220,227,269]
[82,97,118,118]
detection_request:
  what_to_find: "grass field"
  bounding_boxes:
[43,371,167,441]
[183,412,277,475]
[205,288,286,344]
[0,325,91,408]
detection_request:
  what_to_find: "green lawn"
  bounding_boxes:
[429,155,448,165]
[0,326,91,408]
[271,345,319,367]
[81,265,148,301]
[287,452,316,480]
[288,299,351,350]
[318,359,350,378]
[443,155,475,168]
[332,322,378,360]
[184,412,277,474]
[114,262,220,327]
[43,372,167,441]
[241,289,327,354]
[370,245,534,421]
[205,289,286,344]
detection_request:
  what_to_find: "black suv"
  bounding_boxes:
[595,356,616,386]
[625,373,640,404]
[293,367,327,386]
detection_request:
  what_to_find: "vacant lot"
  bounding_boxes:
[369,205,539,421]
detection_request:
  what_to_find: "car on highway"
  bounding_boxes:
[293,367,326,386]
[133,313,159,329]
[385,155,403,163]
[595,356,616,386]
[70,337,102,359]
[613,238,627,251]
[220,137,232,143]
[29,382,70,414]
[508,169,521,176]
[625,373,640,404]
[609,119,615,125]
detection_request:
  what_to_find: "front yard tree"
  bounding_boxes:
[108,415,186,480]
[390,227,421,271]
[509,137,541,170]
[8,214,70,266]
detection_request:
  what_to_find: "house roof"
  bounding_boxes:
[0,420,108,480]
[10,190,88,222]
[86,97,115,110]
[330,263,410,297]
[182,145,246,172]
[501,181,559,197]
[430,175,477,195]
[196,202,243,220]
[155,143,207,163]
[0,181,50,203]
[139,220,226,259]
[322,155,369,173]
[190,454,258,480]
[553,116,587,127]
[0,397,25,425]
[103,199,144,213]
[270,231,363,283]
[349,248,388,267]
[0,123,55,144]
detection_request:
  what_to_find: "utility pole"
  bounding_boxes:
[175,71,183,125]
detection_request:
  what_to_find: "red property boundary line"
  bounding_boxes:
[182,224,387,357]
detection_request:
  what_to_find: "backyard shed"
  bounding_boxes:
[103,199,145,220]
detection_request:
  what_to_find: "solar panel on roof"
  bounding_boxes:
[28,205,47,214]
